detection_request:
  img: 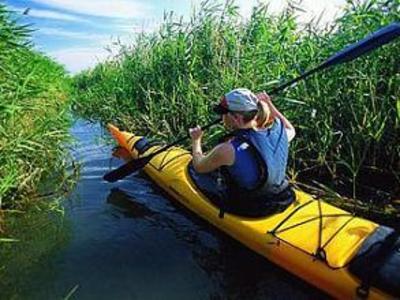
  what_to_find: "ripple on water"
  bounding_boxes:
[16,119,329,300]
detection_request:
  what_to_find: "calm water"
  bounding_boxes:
[17,119,329,299]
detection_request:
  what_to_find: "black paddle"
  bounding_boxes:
[104,22,400,183]
[103,118,221,182]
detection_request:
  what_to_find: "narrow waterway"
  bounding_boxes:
[17,119,329,299]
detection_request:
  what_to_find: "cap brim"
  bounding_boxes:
[213,104,229,115]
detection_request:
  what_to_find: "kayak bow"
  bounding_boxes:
[107,123,400,299]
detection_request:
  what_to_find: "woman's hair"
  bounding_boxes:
[229,99,271,128]
[238,110,257,123]
[255,100,271,128]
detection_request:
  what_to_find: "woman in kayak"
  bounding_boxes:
[189,88,296,217]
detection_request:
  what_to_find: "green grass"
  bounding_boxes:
[72,0,399,214]
[0,4,74,292]
[0,5,72,212]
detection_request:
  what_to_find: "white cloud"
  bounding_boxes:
[259,0,345,26]
[43,0,347,74]
[298,0,345,25]
[189,0,345,26]
[30,0,152,19]
[113,19,161,34]
[49,47,111,74]
[47,36,138,74]
[7,5,88,22]
[39,27,111,41]
[28,8,88,22]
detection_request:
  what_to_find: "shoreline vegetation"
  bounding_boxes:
[72,0,399,224]
[0,0,398,296]
[0,4,72,219]
[0,4,73,290]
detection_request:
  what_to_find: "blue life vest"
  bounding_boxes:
[225,118,289,195]
[227,138,260,189]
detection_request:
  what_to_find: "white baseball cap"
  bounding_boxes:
[213,88,258,114]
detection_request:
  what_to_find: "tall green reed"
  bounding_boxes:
[0,4,72,212]
[72,0,399,201]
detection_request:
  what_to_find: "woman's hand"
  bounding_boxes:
[257,91,296,140]
[257,91,276,123]
[189,125,203,142]
[256,91,272,104]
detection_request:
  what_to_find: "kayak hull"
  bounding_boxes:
[107,124,395,299]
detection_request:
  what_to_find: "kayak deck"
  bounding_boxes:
[107,124,395,299]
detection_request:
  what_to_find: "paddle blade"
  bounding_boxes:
[325,22,400,67]
[103,155,153,182]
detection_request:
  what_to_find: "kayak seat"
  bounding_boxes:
[188,163,294,218]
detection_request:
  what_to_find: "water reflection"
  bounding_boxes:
[107,187,159,220]
[106,187,330,299]
[5,119,330,299]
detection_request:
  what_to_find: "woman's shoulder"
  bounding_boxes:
[207,141,234,166]
[214,141,234,155]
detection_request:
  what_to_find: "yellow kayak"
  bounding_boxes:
[107,123,399,299]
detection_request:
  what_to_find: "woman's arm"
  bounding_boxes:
[256,92,296,142]
[189,126,234,173]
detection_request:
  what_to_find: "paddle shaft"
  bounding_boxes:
[102,118,222,182]
[148,117,221,159]
[201,22,400,130]
[269,22,400,94]
[104,22,400,182]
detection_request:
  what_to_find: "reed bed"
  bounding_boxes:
[0,5,73,291]
[72,0,399,215]
[0,5,72,219]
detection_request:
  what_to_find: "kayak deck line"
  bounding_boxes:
[107,123,399,299]
[267,198,357,269]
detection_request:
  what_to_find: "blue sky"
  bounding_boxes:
[6,0,346,74]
